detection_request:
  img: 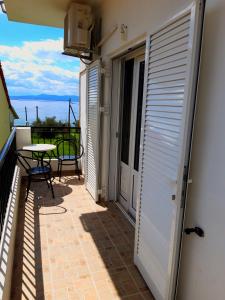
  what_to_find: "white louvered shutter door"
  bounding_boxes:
[134,1,204,300]
[85,60,101,201]
[80,70,87,175]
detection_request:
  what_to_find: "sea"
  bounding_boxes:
[12,99,79,126]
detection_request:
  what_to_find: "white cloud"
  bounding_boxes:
[0,38,80,95]
[0,39,63,63]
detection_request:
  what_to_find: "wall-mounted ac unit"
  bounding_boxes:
[64,3,93,59]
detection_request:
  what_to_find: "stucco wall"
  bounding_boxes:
[0,79,10,150]
[101,0,192,57]
[177,0,225,299]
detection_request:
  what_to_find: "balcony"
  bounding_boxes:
[0,127,154,300]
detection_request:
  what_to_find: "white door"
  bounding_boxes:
[119,56,145,218]
[85,60,101,201]
[134,1,204,300]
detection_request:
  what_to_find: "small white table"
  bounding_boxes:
[22,144,56,152]
[22,144,56,167]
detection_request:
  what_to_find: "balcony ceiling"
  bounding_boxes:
[4,0,100,28]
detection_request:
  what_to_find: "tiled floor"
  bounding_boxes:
[11,176,154,300]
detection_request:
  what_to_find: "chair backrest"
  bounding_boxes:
[16,150,33,174]
[16,149,51,174]
[55,138,84,159]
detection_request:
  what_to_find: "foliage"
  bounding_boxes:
[32,117,67,139]
[32,116,66,127]
[31,116,80,143]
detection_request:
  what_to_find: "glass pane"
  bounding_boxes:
[134,61,145,171]
[121,59,134,164]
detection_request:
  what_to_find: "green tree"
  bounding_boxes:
[32,117,42,127]
[32,117,67,139]
[32,116,66,127]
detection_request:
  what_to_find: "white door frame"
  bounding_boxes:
[128,55,145,218]
[108,47,145,214]
[108,40,147,203]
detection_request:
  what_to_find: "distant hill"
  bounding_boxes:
[10,94,79,102]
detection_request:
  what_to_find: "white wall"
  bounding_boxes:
[101,0,192,57]
[16,127,31,149]
[177,0,225,299]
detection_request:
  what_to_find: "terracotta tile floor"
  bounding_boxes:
[11,176,154,300]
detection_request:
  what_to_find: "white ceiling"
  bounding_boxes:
[4,0,98,28]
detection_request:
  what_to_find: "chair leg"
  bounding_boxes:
[48,174,55,198]
[76,160,80,180]
[44,173,50,189]
[26,176,31,201]
[59,162,62,182]
[57,161,60,179]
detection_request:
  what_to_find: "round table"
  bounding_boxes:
[22,144,56,152]
[22,144,56,167]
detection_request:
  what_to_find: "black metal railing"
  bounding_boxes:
[0,128,17,238]
[31,126,81,157]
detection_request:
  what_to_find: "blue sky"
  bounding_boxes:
[0,11,80,96]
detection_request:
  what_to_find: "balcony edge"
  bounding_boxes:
[0,165,21,300]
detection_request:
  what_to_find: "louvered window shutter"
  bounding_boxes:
[80,70,87,175]
[134,1,204,299]
[85,60,101,201]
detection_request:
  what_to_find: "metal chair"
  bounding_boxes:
[55,138,84,181]
[16,149,55,201]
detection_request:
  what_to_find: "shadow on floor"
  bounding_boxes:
[11,179,69,299]
[10,177,154,299]
[78,203,154,299]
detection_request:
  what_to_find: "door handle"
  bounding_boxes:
[184,226,204,237]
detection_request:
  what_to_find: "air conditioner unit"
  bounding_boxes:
[64,3,93,58]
